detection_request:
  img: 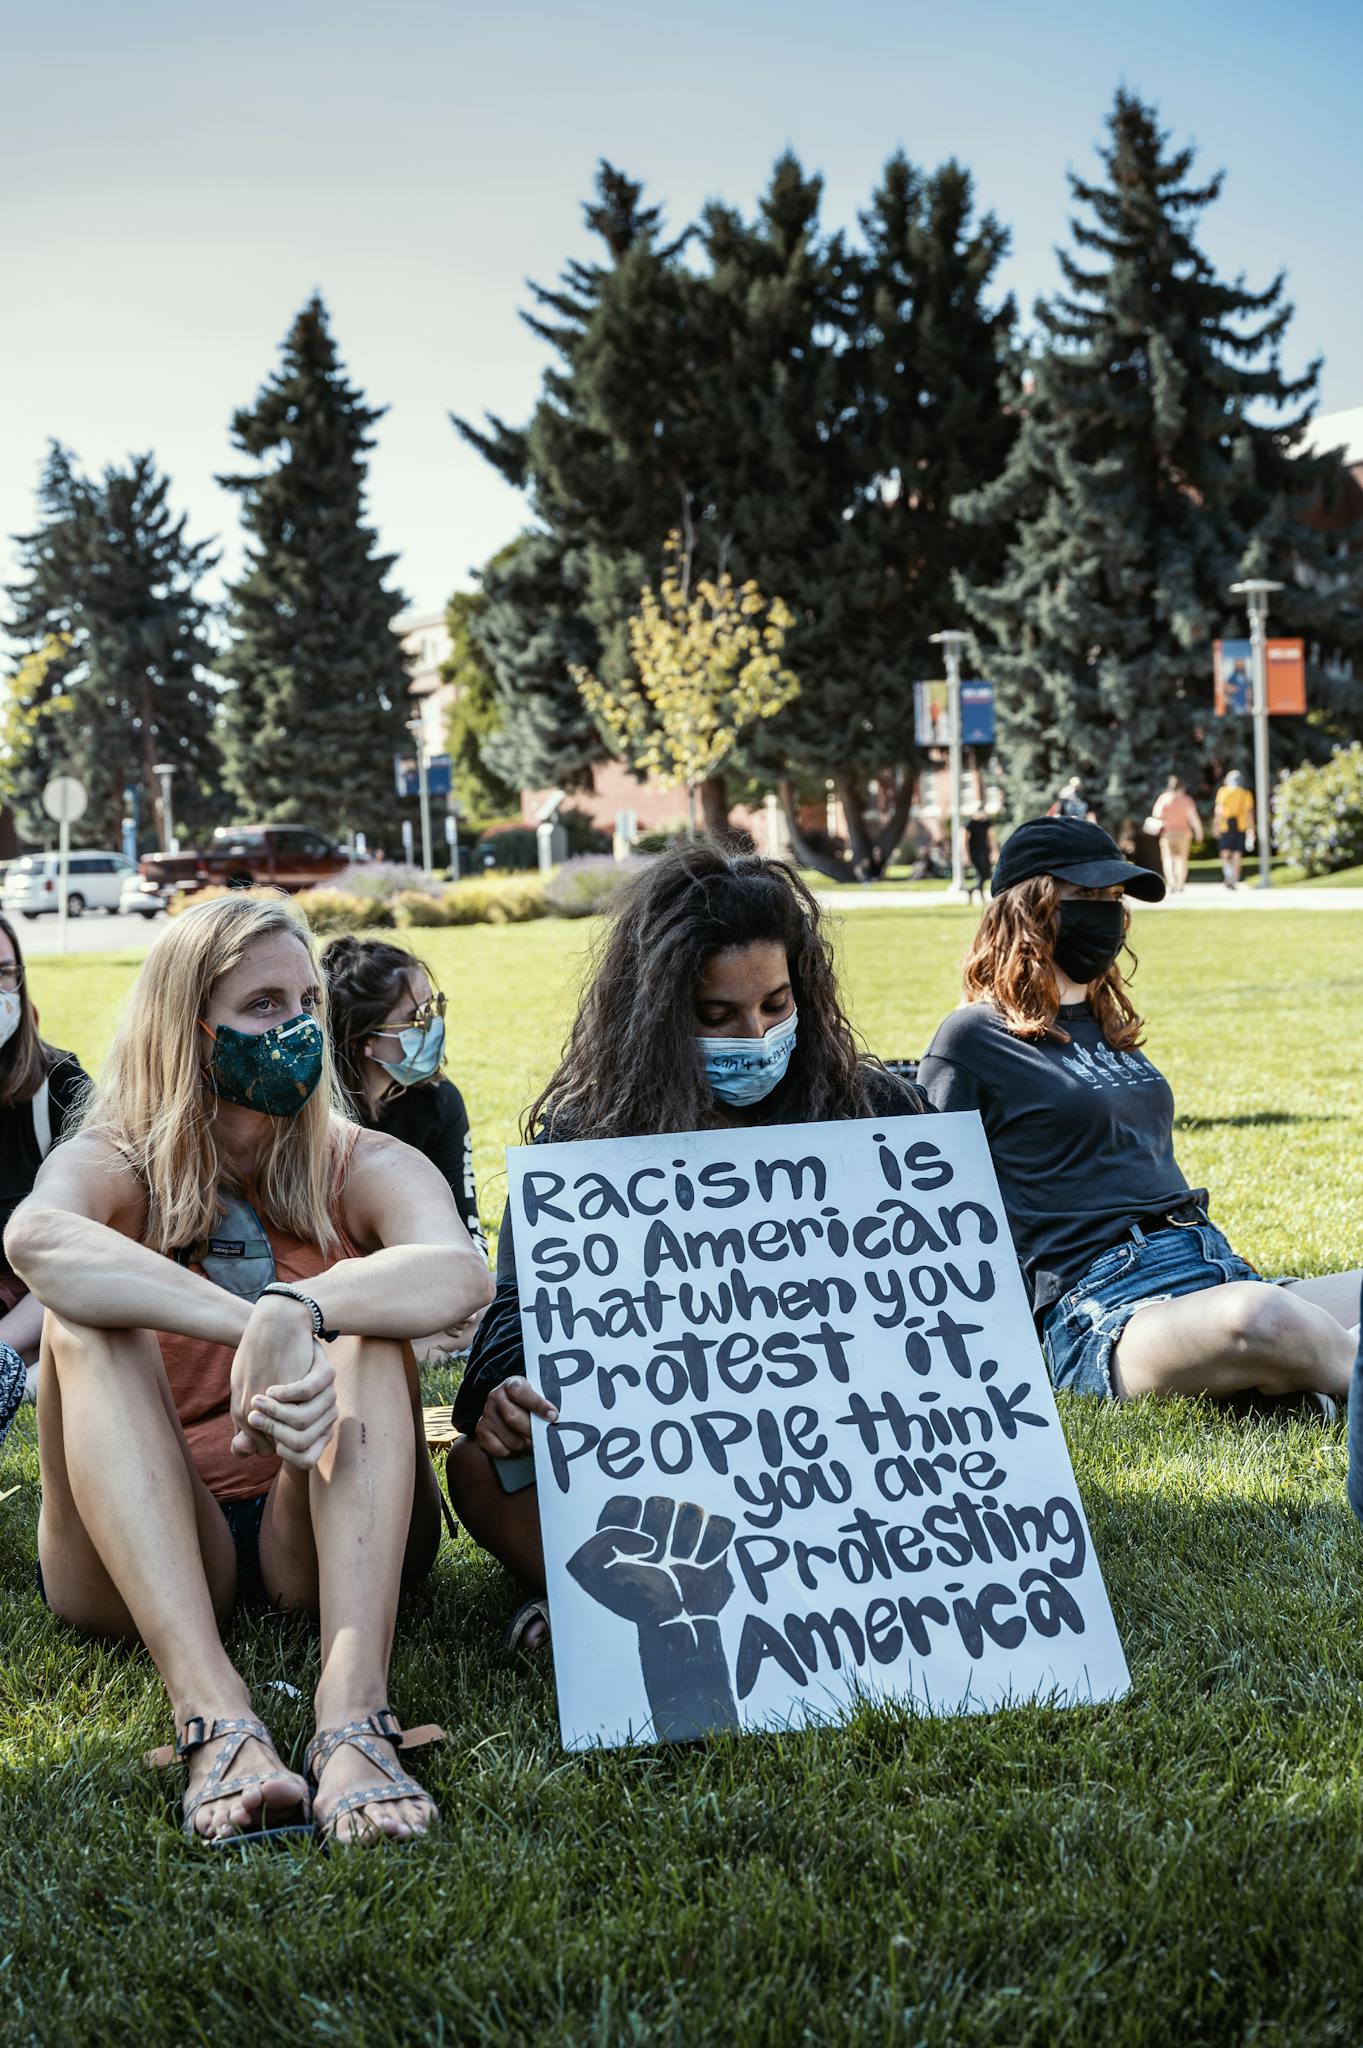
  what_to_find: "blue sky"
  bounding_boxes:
[4,0,1360,621]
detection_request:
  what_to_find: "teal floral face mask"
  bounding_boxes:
[201,1012,325,1118]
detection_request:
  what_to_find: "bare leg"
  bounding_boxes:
[1112,1281,1353,1401]
[259,1336,442,1842]
[37,1316,307,1839]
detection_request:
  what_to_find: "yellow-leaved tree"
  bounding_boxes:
[574,531,798,836]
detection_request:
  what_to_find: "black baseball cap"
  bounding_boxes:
[993,817,1166,902]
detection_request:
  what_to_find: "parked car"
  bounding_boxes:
[2,850,138,919]
[131,823,350,911]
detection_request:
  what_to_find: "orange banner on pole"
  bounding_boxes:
[1265,638,1306,714]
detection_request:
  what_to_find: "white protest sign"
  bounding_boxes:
[510,1113,1129,1751]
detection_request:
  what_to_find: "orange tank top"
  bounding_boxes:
[157,1165,360,1504]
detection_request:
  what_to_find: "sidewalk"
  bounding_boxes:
[814,882,1363,912]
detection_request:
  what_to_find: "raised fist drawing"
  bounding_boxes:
[567,1494,740,1742]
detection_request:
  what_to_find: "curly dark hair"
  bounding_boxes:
[527,841,895,1140]
[320,934,440,1122]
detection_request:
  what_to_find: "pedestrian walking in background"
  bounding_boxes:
[964,806,997,903]
[1212,769,1255,889]
[1149,775,1203,894]
[1051,776,1097,823]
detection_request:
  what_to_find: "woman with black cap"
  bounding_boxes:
[917,817,1358,1410]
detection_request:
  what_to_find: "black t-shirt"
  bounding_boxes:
[0,1052,89,1276]
[374,1075,488,1260]
[453,1063,928,1430]
[917,1003,1197,1314]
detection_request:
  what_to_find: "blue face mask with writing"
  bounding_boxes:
[698,1009,798,1107]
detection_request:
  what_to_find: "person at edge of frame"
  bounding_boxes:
[916,816,1358,1415]
[0,910,89,1445]
[444,839,931,1652]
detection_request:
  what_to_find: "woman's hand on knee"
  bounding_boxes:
[231,1295,319,1457]
[234,1347,338,1469]
[474,1376,557,1458]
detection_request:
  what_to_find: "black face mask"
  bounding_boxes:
[1053,899,1125,984]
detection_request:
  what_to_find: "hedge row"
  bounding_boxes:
[165,858,644,933]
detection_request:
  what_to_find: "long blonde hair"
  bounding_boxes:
[79,893,348,1255]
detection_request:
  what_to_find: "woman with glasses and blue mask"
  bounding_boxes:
[445,840,928,1650]
[4,893,492,1847]
[0,912,90,1450]
[322,937,488,1358]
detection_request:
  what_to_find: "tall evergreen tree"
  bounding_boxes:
[4,443,220,845]
[219,297,409,842]
[956,91,1363,823]
[470,532,600,791]
[455,153,1015,866]
[452,164,701,795]
[699,153,1015,873]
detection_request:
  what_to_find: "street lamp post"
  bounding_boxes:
[152,762,176,854]
[407,715,433,876]
[1228,579,1284,890]
[929,630,969,899]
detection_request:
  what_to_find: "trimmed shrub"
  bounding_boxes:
[292,888,395,933]
[336,861,436,901]
[543,854,646,919]
[391,890,451,928]
[1273,743,1363,876]
[438,875,548,925]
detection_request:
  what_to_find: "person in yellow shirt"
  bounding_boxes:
[1212,769,1255,888]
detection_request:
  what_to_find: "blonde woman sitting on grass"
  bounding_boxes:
[5,894,491,1847]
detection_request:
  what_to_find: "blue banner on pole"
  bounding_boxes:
[394,751,453,798]
[961,682,995,746]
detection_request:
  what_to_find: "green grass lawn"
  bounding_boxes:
[6,909,1363,2045]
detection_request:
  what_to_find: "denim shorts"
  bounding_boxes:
[1042,1222,1262,1399]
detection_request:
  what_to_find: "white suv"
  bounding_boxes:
[2,851,139,919]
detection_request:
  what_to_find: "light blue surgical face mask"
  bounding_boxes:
[698,1008,798,1107]
[370,1014,445,1088]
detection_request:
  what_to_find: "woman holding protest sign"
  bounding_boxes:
[446,840,928,1648]
[5,894,491,1846]
[918,817,1358,1411]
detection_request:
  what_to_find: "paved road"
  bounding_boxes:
[14,909,167,956]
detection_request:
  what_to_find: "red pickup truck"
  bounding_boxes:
[124,824,351,915]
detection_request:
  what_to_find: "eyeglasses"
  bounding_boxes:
[375,989,446,1039]
[0,965,23,995]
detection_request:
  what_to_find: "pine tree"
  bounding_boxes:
[470,532,600,791]
[442,583,519,825]
[955,90,1363,824]
[451,164,700,795]
[4,443,220,846]
[219,297,410,843]
[454,154,1015,862]
[700,153,1015,874]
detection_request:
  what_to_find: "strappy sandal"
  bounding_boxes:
[503,1596,551,1655]
[144,1714,313,1847]
[304,1707,445,1848]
